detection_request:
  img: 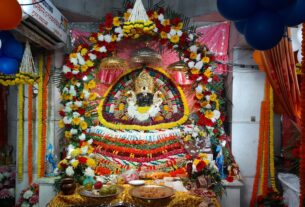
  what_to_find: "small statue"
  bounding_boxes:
[126,70,163,121]
[215,145,225,179]
[46,144,56,176]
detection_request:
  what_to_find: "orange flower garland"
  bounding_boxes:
[300,22,305,207]
[28,85,33,184]
[250,101,266,207]
[40,55,52,177]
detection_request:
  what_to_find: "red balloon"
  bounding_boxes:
[0,0,22,30]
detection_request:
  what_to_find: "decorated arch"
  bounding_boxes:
[57,0,231,197]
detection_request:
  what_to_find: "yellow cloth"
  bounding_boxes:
[48,184,219,207]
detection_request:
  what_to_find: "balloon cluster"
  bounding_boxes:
[217,0,305,50]
[0,31,24,75]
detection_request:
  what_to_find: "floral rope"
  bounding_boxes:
[40,55,52,177]
[269,85,278,192]
[28,85,33,184]
[18,84,24,181]
[300,22,305,207]
[37,56,43,177]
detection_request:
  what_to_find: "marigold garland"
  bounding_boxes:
[18,84,24,181]
[300,22,305,207]
[28,85,33,184]
[39,55,52,177]
[269,86,278,192]
[37,56,43,178]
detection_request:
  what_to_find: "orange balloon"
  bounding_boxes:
[0,0,22,30]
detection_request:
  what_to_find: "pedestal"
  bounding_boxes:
[220,180,243,207]
[37,177,59,207]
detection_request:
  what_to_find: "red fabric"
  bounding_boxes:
[196,22,230,74]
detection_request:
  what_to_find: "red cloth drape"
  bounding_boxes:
[260,36,300,121]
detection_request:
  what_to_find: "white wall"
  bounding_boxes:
[231,48,266,207]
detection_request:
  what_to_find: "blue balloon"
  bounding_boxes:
[0,31,14,43]
[234,20,248,34]
[0,57,19,75]
[3,38,24,60]
[244,11,285,50]
[278,0,305,26]
[217,0,259,21]
[259,0,296,10]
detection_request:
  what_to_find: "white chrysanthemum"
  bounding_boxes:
[23,190,33,199]
[104,34,112,43]
[69,86,76,96]
[63,65,71,74]
[188,33,194,41]
[88,139,93,145]
[153,27,158,33]
[177,30,182,37]
[63,116,72,124]
[73,112,80,118]
[67,144,75,155]
[83,90,90,100]
[98,34,104,41]
[81,146,88,154]
[65,166,74,176]
[196,53,202,61]
[88,53,97,61]
[79,133,86,141]
[8,188,14,196]
[195,61,203,70]
[195,85,203,93]
[64,106,72,113]
[74,101,83,107]
[32,204,39,207]
[170,29,176,36]
[157,13,164,21]
[66,101,73,107]
[99,46,107,53]
[72,70,79,75]
[208,78,212,83]
[77,53,85,65]
[63,87,69,93]
[114,27,123,34]
[85,167,95,177]
[189,45,198,53]
[70,57,78,65]
[212,110,221,122]
[70,128,78,135]
[188,61,195,68]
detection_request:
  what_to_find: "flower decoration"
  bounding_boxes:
[16,183,39,207]
[0,166,15,206]
[59,0,227,182]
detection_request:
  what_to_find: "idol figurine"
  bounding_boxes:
[126,70,163,122]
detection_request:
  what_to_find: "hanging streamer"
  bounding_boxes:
[17,84,24,181]
[37,56,43,177]
[28,85,33,184]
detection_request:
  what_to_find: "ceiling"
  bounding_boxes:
[51,0,224,22]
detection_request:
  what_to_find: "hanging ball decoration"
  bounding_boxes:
[130,47,162,67]
[216,0,258,21]
[0,57,19,75]
[259,0,296,11]
[99,56,127,70]
[0,0,22,30]
[3,38,24,60]
[234,20,248,34]
[244,11,285,50]
[167,61,193,86]
[278,0,305,26]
